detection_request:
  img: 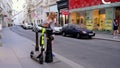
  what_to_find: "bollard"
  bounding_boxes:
[45,28,53,63]
[35,30,39,51]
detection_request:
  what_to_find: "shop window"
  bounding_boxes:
[71,12,77,24]
[77,19,80,24]
[99,9,105,14]
[93,10,99,30]
[86,10,94,30]
[80,16,84,24]
[99,14,106,30]
[76,12,80,24]
[93,9,106,31]
[60,14,63,26]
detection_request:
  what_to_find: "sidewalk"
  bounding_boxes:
[0,27,119,68]
[0,27,84,68]
[94,33,120,42]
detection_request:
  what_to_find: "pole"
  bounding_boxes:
[45,28,53,63]
[35,31,39,51]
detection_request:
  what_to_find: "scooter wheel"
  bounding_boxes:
[39,55,43,64]
[30,51,34,58]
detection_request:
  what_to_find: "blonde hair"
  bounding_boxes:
[48,12,57,20]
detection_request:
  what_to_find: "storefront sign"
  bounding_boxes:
[86,20,93,30]
[58,2,68,8]
[61,10,69,15]
[57,0,69,10]
[69,0,120,9]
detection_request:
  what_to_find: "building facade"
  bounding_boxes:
[26,0,59,25]
[39,0,59,24]
[12,0,27,25]
[57,0,69,26]
[69,0,120,33]
[0,0,13,27]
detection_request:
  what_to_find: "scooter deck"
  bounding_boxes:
[30,51,44,64]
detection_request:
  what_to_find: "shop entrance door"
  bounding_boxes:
[93,9,106,31]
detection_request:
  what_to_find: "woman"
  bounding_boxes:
[42,12,58,57]
[43,12,58,39]
[113,19,119,38]
[43,12,57,28]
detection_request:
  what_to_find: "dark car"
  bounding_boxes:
[62,24,95,39]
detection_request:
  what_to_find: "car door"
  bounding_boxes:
[69,25,76,35]
[65,25,71,34]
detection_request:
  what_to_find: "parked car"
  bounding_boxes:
[22,23,33,29]
[62,24,95,39]
[53,26,62,34]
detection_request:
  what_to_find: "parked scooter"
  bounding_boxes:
[30,28,46,64]
[30,27,53,64]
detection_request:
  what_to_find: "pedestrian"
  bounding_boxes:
[113,19,119,39]
[42,12,58,57]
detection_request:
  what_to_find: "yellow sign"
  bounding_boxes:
[86,20,93,30]
[105,20,112,30]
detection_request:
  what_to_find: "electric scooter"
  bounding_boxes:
[30,28,53,64]
[30,29,45,64]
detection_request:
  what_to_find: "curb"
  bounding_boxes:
[94,37,120,42]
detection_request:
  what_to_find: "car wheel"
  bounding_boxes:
[62,32,66,36]
[76,33,80,38]
[88,36,92,39]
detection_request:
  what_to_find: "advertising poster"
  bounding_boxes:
[86,20,93,30]
[105,20,113,30]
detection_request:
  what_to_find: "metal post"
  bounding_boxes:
[35,31,39,51]
[45,28,53,63]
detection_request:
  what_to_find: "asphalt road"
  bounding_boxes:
[10,26,120,68]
